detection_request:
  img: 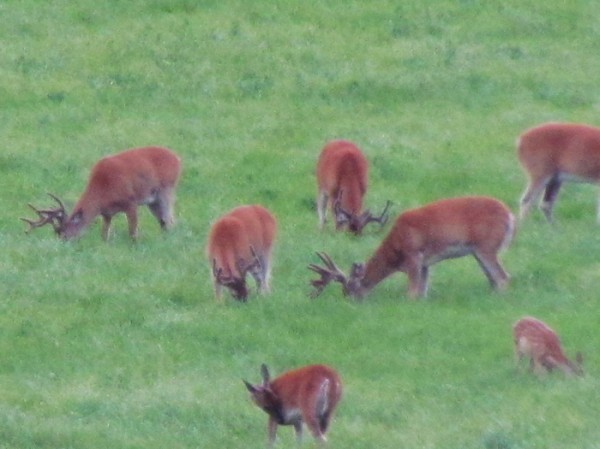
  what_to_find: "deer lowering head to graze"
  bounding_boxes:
[513,316,583,376]
[316,139,390,234]
[309,196,514,299]
[207,205,277,302]
[244,364,342,446]
[22,146,181,241]
[518,122,600,223]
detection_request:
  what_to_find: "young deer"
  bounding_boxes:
[316,139,390,234]
[513,316,583,376]
[22,146,181,241]
[207,205,277,301]
[309,196,514,299]
[244,364,342,445]
[518,122,600,223]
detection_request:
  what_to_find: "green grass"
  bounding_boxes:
[2,1,600,448]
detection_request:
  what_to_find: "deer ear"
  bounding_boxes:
[260,364,271,385]
[243,380,257,393]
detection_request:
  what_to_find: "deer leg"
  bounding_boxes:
[519,177,550,221]
[540,176,561,223]
[293,421,304,444]
[101,214,113,241]
[473,251,509,291]
[317,191,329,229]
[149,188,175,230]
[124,206,139,240]
[405,255,425,299]
[267,417,278,446]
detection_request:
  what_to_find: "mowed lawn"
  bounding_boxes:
[2,1,600,448]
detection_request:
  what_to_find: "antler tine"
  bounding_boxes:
[354,200,392,233]
[307,251,348,298]
[47,192,67,216]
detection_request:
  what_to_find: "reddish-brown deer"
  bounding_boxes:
[22,146,181,241]
[513,316,583,376]
[207,205,277,301]
[316,139,390,234]
[244,364,343,445]
[518,122,600,223]
[309,196,514,299]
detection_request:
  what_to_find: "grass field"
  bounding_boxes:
[2,1,600,448]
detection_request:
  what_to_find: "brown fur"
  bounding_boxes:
[311,196,514,299]
[518,122,600,222]
[244,364,343,445]
[60,146,181,240]
[207,205,277,301]
[316,140,369,233]
[513,316,583,376]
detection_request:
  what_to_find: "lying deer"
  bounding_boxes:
[21,146,181,241]
[513,316,583,376]
[309,196,514,299]
[518,122,600,223]
[244,364,342,445]
[316,139,390,234]
[207,205,277,301]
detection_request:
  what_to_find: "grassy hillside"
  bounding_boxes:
[2,1,600,448]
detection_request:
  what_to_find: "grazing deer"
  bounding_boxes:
[309,196,514,299]
[513,316,583,376]
[21,146,181,241]
[316,139,390,234]
[518,122,600,223]
[207,205,277,301]
[244,364,343,445]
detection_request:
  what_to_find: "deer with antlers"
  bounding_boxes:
[207,205,277,301]
[21,146,181,241]
[309,196,515,299]
[316,139,390,234]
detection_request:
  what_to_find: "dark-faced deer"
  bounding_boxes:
[513,316,583,376]
[244,364,342,445]
[22,146,181,241]
[518,122,600,223]
[207,205,277,301]
[309,196,515,299]
[316,139,390,234]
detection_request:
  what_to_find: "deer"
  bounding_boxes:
[316,139,391,234]
[513,316,583,376]
[207,205,277,302]
[517,122,600,223]
[244,364,343,446]
[309,196,515,299]
[21,146,181,241]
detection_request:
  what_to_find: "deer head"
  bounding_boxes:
[21,193,68,235]
[334,191,391,235]
[212,249,262,301]
[308,252,366,298]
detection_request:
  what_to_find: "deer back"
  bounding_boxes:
[207,215,254,281]
[317,140,368,215]
[228,205,277,258]
[518,123,600,181]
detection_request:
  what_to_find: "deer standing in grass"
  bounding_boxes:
[316,139,390,234]
[207,205,277,301]
[309,196,514,299]
[244,364,342,445]
[518,122,600,223]
[513,316,583,376]
[21,146,181,241]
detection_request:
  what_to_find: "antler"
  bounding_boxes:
[307,251,348,298]
[21,193,67,234]
[352,200,392,234]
